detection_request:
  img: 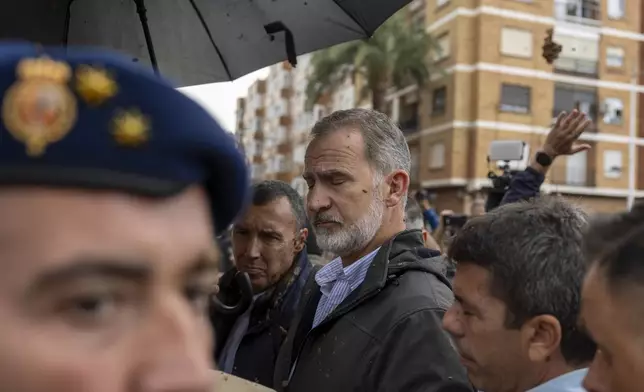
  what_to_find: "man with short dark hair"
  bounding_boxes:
[444,197,596,392]
[212,180,312,387]
[580,203,644,392]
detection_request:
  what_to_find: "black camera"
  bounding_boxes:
[443,214,468,229]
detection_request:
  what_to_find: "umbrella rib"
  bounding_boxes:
[332,1,370,36]
[188,0,233,80]
[62,0,76,45]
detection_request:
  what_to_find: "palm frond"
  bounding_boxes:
[306,7,447,110]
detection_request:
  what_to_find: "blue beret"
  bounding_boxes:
[0,43,249,232]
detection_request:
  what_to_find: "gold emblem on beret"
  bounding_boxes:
[112,109,150,147]
[75,65,118,106]
[1,57,78,157]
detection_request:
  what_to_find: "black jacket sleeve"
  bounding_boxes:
[365,308,474,392]
[500,167,545,206]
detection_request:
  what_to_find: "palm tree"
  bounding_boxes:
[306,11,440,113]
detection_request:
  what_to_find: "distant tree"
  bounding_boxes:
[306,11,442,112]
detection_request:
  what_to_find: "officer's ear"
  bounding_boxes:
[294,227,308,252]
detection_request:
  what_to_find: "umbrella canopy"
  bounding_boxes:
[0,0,412,87]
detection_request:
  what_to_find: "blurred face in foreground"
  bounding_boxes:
[0,186,217,392]
[581,264,644,392]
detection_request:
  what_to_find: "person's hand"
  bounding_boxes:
[543,110,592,158]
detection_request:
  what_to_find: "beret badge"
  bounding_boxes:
[75,65,118,106]
[112,109,150,147]
[1,56,78,157]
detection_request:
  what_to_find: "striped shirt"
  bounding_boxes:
[312,247,380,328]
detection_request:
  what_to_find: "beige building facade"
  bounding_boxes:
[384,0,643,213]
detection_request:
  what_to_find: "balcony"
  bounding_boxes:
[554,57,598,78]
[554,0,600,26]
[549,166,596,187]
[255,107,265,117]
[277,141,292,155]
[399,117,419,135]
[253,154,263,164]
[256,80,267,94]
[399,102,420,135]
[253,130,264,140]
[281,87,293,99]
[279,115,292,127]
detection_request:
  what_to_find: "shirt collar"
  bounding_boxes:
[315,247,380,290]
[527,368,588,392]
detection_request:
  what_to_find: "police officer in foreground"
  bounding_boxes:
[0,43,249,392]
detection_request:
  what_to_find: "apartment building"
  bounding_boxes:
[236,52,367,193]
[236,79,266,181]
[387,0,640,213]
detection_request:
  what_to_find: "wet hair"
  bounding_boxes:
[448,196,596,365]
[250,180,307,231]
[583,202,644,293]
[405,198,425,230]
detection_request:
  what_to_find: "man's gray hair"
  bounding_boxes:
[404,198,425,230]
[310,108,411,206]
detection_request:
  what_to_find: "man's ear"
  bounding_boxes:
[521,314,562,363]
[385,169,410,208]
[294,227,308,253]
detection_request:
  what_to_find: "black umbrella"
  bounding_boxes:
[0,0,412,87]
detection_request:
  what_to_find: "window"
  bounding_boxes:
[552,34,599,75]
[566,150,588,185]
[431,86,447,115]
[556,0,600,23]
[500,28,533,58]
[603,150,623,178]
[500,84,531,114]
[602,98,624,125]
[434,34,450,61]
[607,0,625,19]
[553,84,598,122]
[606,46,624,68]
[429,143,446,169]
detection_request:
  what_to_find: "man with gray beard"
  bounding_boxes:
[273,109,472,392]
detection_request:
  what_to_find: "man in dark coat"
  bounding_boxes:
[211,180,312,387]
[274,109,472,392]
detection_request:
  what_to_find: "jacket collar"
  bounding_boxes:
[316,229,446,327]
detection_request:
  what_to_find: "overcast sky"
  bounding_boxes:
[179,68,270,133]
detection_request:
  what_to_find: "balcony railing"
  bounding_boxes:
[554,58,598,78]
[554,0,600,26]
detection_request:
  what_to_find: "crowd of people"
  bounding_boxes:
[0,42,642,392]
[208,106,631,392]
